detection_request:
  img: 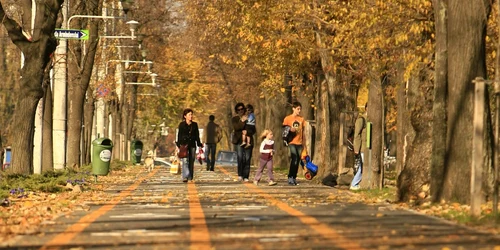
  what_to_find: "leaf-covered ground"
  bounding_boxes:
[1,165,499,244]
[0,166,141,243]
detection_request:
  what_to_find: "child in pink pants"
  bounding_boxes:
[253,129,277,186]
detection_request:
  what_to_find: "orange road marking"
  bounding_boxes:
[40,168,159,250]
[217,166,364,250]
[187,181,212,250]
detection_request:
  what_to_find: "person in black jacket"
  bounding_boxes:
[176,108,203,182]
[231,103,254,182]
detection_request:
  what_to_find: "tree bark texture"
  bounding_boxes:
[264,91,288,169]
[110,100,120,159]
[120,98,129,159]
[223,102,234,151]
[363,74,383,189]
[431,0,448,202]
[315,32,334,178]
[0,0,62,174]
[0,28,21,148]
[441,0,490,203]
[83,88,95,165]
[42,66,53,172]
[324,71,343,179]
[398,68,434,201]
[127,85,138,142]
[314,77,330,178]
[395,63,407,177]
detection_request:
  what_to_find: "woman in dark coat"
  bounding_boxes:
[231,102,254,182]
[176,108,203,182]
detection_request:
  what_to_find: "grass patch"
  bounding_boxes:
[361,187,397,202]
[440,209,500,227]
[440,209,475,224]
[0,167,95,199]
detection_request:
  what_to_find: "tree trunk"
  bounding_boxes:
[222,103,234,151]
[363,73,384,189]
[121,97,129,160]
[265,91,289,169]
[83,88,95,165]
[42,67,53,172]
[127,86,138,142]
[66,0,100,168]
[1,1,61,174]
[314,32,333,178]
[396,64,407,177]
[431,0,448,202]
[441,0,491,203]
[398,68,434,201]
[314,77,331,173]
[10,79,42,174]
[110,100,120,159]
[326,69,348,178]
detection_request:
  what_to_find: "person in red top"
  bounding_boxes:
[282,101,306,185]
[253,129,277,186]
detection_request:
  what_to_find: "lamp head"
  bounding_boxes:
[141,49,148,61]
[150,73,158,83]
[126,20,139,37]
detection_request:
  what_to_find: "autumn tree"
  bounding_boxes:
[431,0,493,204]
[66,0,101,167]
[0,0,63,174]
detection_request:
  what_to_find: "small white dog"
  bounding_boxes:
[145,150,155,172]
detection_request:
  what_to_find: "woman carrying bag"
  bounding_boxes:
[176,108,203,182]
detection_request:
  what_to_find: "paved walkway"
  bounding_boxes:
[3,164,500,249]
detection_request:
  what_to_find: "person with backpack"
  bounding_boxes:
[350,103,367,190]
[204,115,222,171]
[282,101,306,186]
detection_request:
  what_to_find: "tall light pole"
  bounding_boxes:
[51,1,69,171]
[50,0,136,168]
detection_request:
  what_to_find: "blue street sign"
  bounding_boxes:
[54,29,89,40]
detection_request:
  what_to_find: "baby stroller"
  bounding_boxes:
[300,155,318,180]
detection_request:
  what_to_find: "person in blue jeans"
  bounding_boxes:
[350,103,367,190]
[176,108,203,182]
[282,101,306,186]
[231,103,254,182]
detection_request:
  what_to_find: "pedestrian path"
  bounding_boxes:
[3,164,500,249]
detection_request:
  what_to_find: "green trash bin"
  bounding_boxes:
[92,138,113,176]
[130,140,144,164]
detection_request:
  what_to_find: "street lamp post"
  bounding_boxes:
[51,5,131,171]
